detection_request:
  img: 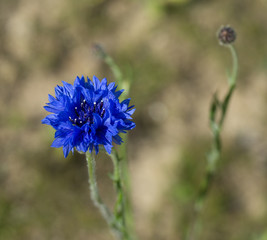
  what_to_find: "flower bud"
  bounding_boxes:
[218,26,236,45]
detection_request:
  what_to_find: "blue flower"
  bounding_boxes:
[42,76,135,157]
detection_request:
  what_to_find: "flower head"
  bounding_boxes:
[42,76,135,157]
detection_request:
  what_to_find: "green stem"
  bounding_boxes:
[104,56,123,83]
[185,45,238,240]
[110,150,130,240]
[228,45,238,87]
[85,151,122,240]
[219,45,238,128]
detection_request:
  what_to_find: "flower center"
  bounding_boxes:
[69,99,105,127]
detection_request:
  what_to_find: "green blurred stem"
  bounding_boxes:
[86,151,123,240]
[104,55,123,83]
[186,45,238,240]
[110,150,131,240]
[98,48,130,96]
[220,45,238,127]
[228,45,238,87]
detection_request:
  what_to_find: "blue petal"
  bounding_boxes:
[51,137,65,148]
[125,108,135,119]
[93,76,101,90]
[94,145,99,154]
[92,113,103,128]
[100,78,107,90]
[63,144,72,158]
[121,98,131,111]
[89,144,94,153]
[74,76,85,88]
[42,114,58,125]
[108,82,115,91]
[44,105,61,114]
[114,89,124,98]
[55,85,64,98]
[104,143,112,154]
[62,81,74,97]
[48,94,56,102]
[113,135,123,145]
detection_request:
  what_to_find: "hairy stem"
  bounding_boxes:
[86,151,123,240]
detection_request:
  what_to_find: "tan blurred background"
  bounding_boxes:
[1,0,267,239]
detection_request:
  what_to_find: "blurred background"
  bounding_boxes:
[1,0,267,239]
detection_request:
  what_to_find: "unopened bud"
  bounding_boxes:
[218,26,236,45]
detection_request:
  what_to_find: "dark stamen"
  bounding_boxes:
[81,99,86,108]
[100,100,104,110]
[93,102,96,112]
[74,107,79,115]
[101,108,105,118]
[70,99,101,127]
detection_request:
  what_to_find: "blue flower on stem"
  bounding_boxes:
[42,76,135,157]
